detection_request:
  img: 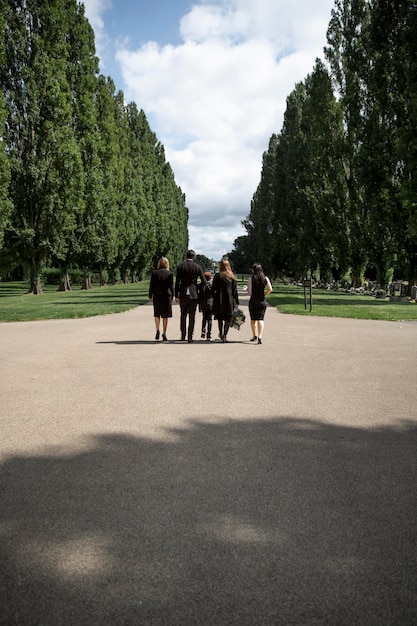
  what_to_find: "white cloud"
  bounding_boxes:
[82,0,111,30]
[82,0,113,71]
[87,0,335,260]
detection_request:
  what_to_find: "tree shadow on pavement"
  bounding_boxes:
[1,417,417,625]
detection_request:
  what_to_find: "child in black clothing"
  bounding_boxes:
[198,271,213,340]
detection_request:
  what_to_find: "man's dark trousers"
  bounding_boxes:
[179,296,198,341]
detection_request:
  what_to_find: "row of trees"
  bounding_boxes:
[230,0,417,289]
[0,0,189,293]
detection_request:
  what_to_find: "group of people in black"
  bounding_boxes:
[148,249,272,344]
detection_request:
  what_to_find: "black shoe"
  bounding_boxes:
[162,334,168,341]
[258,338,262,344]
[188,339,194,343]
[155,330,160,340]
[250,336,257,342]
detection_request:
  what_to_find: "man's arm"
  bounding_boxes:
[174,265,181,300]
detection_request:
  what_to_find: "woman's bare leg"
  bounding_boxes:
[257,320,264,339]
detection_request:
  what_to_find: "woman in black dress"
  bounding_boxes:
[148,257,174,341]
[248,263,273,344]
[211,259,239,343]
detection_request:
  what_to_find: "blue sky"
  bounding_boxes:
[83,0,335,261]
[93,1,191,80]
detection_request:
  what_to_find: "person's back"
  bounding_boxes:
[250,275,266,303]
[211,260,238,342]
[149,257,174,342]
[175,253,205,300]
[152,268,173,297]
[175,250,207,342]
[248,263,272,344]
[199,277,213,312]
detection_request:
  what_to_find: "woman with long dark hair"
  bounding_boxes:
[211,259,239,343]
[248,263,273,344]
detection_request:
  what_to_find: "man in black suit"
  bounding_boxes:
[175,249,207,343]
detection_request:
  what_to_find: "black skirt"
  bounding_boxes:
[153,295,173,318]
[249,299,267,321]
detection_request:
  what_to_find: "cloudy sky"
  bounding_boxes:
[82,0,335,261]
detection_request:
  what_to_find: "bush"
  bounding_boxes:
[42,267,61,285]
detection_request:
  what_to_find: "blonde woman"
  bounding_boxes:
[148,257,174,341]
[211,259,239,342]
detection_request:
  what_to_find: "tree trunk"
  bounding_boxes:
[57,271,71,291]
[350,258,366,288]
[27,277,43,295]
[99,265,107,287]
[27,261,43,294]
[81,270,92,290]
[407,246,417,296]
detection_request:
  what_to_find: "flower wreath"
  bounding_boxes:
[231,308,246,330]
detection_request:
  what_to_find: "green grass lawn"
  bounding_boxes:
[0,281,150,322]
[1,280,417,323]
[267,284,417,321]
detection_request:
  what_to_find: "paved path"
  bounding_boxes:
[1,295,417,625]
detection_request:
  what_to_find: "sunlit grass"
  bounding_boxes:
[268,284,417,322]
[0,281,150,322]
[2,280,417,323]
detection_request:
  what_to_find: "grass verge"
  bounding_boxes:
[1,281,416,323]
[0,281,150,322]
[268,284,417,322]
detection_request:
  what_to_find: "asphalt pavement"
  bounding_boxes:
[1,293,417,625]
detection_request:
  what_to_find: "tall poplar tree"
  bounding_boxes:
[277,82,313,277]
[247,134,279,272]
[1,0,84,293]
[56,0,99,291]
[301,59,348,279]
[124,105,157,279]
[0,10,12,250]
[381,0,417,288]
[325,0,371,286]
[358,1,402,287]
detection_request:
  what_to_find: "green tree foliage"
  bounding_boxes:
[324,0,371,286]
[370,0,417,287]
[236,0,417,290]
[2,0,84,293]
[279,82,315,277]
[227,235,254,273]
[83,76,124,286]
[0,0,189,291]
[0,11,12,249]
[56,0,100,291]
[246,134,279,273]
[195,254,213,270]
[240,62,347,281]
[300,60,348,279]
